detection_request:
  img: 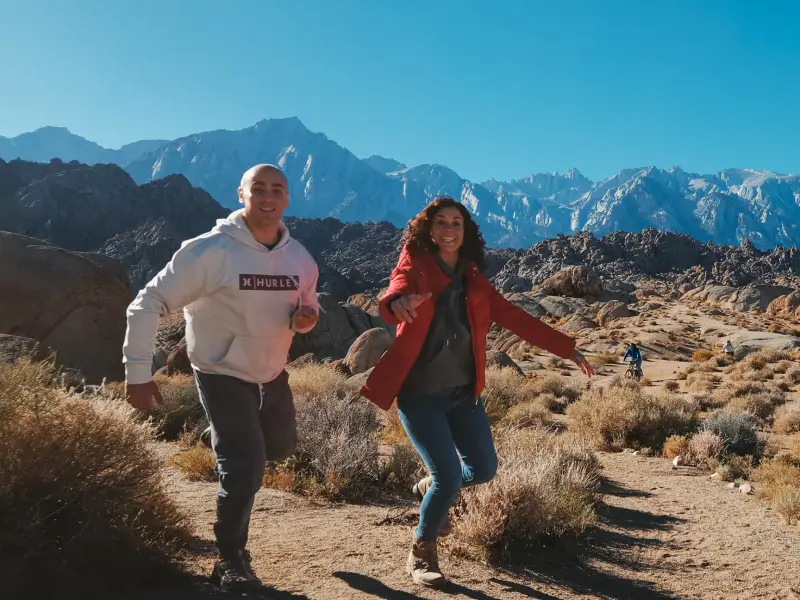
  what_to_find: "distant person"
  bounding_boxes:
[722,340,735,355]
[122,164,319,592]
[623,342,643,377]
[359,196,594,589]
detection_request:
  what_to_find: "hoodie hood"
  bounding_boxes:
[212,209,292,251]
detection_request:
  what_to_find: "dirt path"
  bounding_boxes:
[126,449,800,600]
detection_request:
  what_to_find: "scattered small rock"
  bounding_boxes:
[726,482,738,490]
[710,472,723,481]
[673,456,685,467]
[740,483,754,495]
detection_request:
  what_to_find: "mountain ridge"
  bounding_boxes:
[3,119,799,250]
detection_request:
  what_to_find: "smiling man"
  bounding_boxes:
[122,163,319,592]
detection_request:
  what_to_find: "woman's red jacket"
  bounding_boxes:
[359,247,577,410]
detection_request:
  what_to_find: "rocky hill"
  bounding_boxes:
[492,229,800,295]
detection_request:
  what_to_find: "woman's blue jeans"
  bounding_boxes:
[397,385,498,540]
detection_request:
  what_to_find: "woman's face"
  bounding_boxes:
[430,205,465,254]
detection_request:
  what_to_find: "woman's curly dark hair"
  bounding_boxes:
[400,196,487,271]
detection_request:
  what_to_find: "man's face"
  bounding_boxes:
[239,168,289,227]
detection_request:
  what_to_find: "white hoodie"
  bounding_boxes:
[123,209,319,385]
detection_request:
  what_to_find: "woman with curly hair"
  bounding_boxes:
[360,196,594,589]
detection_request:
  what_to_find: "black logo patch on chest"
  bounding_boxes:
[239,274,299,291]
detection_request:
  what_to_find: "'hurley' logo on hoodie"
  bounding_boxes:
[239,274,299,291]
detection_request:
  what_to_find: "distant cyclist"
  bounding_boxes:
[623,342,643,378]
[722,340,735,356]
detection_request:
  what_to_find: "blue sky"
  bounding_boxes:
[1,0,798,182]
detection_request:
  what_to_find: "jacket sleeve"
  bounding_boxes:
[378,252,417,325]
[488,288,576,359]
[122,238,219,384]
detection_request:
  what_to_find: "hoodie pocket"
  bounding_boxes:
[216,333,293,381]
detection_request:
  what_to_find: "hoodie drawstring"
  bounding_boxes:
[258,383,264,411]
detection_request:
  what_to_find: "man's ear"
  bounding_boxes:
[238,186,245,205]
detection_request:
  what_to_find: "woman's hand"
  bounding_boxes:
[571,349,595,377]
[389,292,432,323]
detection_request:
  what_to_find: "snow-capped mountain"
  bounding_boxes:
[0,126,167,166]
[4,119,800,250]
[125,118,425,227]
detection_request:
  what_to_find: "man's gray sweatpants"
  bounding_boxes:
[194,368,297,560]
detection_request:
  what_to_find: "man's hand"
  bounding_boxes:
[389,292,432,323]
[124,381,163,412]
[571,349,595,377]
[291,305,319,332]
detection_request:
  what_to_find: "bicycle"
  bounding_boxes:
[624,361,642,381]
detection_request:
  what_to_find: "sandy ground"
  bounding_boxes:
[124,445,800,600]
[121,298,800,600]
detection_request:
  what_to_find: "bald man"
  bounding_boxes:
[123,164,319,591]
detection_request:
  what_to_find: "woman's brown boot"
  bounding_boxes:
[406,533,446,589]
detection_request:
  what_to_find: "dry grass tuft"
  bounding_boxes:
[662,435,690,459]
[483,367,530,423]
[566,385,696,452]
[692,349,715,363]
[287,363,348,401]
[170,444,216,481]
[751,455,800,524]
[588,353,618,367]
[663,380,680,393]
[452,428,600,564]
[773,406,800,434]
[0,358,191,598]
[147,373,206,441]
[501,401,556,430]
[702,412,763,458]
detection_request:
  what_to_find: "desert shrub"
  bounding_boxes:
[452,428,600,564]
[785,368,800,386]
[608,374,641,391]
[663,380,680,393]
[588,353,617,367]
[566,386,696,452]
[640,377,652,387]
[775,360,793,374]
[773,406,800,434]
[688,430,724,464]
[662,435,690,459]
[686,373,716,393]
[751,455,800,523]
[283,389,383,501]
[702,412,763,458]
[0,359,191,598]
[287,363,348,401]
[547,356,566,369]
[721,454,754,480]
[501,401,556,430]
[483,367,530,423]
[170,444,216,481]
[726,393,783,422]
[676,371,689,381]
[771,487,800,525]
[381,442,425,494]
[524,375,581,413]
[692,349,715,363]
[145,373,206,441]
[534,393,563,413]
[709,354,735,368]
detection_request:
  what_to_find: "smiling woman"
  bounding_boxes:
[359,196,594,589]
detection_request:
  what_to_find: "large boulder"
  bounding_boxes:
[344,328,394,375]
[597,301,632,326]
[486,350,525,377]
[539,266,602,298]
[767,291,800,317]
[682,284,793,313]
[559,314,598,333]
[0,232,131,382]
[289,293,393,360]
[0,334,50,365]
